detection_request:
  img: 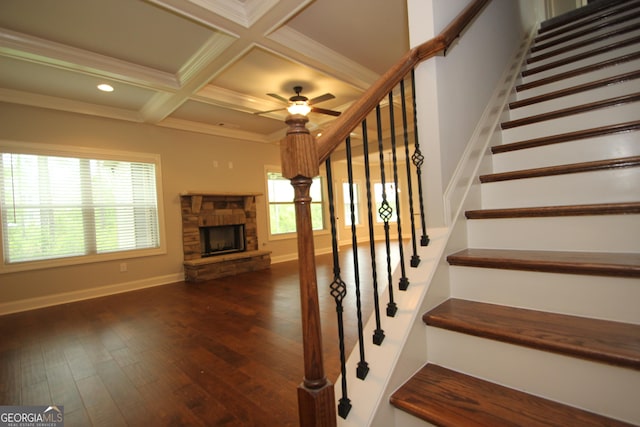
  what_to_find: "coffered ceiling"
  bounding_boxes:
[0,0,409,144]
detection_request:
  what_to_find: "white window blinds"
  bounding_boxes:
[1,151,160,265]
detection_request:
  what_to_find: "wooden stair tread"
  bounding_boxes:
[522,34,640,77]
[509,70,640,109]
[390,364,636,427]
[517,51,640,92]
[424,299,640,369]
[501,92,640,129]
[533,8,640,51]
[491,120,640,153]
[539,0,636,34]
[447,248,640,277]
[528,22,640,64]
[479,155,640,182]
[465,202,640,219]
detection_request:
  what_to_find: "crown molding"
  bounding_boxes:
[0,28,179,91]
[0,87,144,123]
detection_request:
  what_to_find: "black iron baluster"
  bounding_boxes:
[324,157,352,419]
[387,90,409,291]
[361,120,386,344]
[410,68,430,246]
[376,105,398,317]
[400,77,420,267]
[344,137,370,380]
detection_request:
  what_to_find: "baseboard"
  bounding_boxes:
[443,29,535,225]
[0,272,184,315]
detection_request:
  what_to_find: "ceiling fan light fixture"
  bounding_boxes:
[287,100,311,116]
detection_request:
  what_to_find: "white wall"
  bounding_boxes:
[407,0,544,226]
[0,102,333,312]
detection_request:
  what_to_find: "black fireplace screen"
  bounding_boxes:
[200,224,246,257]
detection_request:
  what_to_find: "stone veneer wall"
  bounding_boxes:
[180,193,270,282]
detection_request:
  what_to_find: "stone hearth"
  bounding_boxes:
[180,193,270,282]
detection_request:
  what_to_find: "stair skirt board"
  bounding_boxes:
[449,266,640,324]
[425,328,640,424]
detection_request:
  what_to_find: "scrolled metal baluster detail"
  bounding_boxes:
[325,157,352,419]
[375,105,398,317]
[410,68,430,246]
[400,78,420,267]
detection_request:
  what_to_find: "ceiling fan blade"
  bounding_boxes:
[267,93,289,104]
[308,93,335,105]
[254,107,286,115]
[311,107,341,117]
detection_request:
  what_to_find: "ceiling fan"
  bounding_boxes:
[255,86,341,117]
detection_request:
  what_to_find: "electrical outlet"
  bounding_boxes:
[120,262,128,272]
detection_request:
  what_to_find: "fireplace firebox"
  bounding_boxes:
[200,224,246,257]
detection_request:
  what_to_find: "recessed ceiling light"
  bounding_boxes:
[97,84,114,92]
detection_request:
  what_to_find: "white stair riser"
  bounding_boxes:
[480,168,640,208]
[536,13,640,50]
[525,27,640,69]
[426,328,640,424]
[516,58,640,99]
[501,102,639,143]
[393,410,436,427]
[492,132,640,172]
[520,43,640,83]
[449,266,640,324]
[508,78,640,120]
[466,214,640,252]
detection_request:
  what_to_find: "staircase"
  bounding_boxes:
[390,2,640,426]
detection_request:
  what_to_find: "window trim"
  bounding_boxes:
[0,140,167,274]
[264,165,328,241]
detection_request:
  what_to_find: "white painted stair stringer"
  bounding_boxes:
[425,327,640,424]
[450,266,640,324]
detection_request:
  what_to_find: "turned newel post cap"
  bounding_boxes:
[280,114,319,180]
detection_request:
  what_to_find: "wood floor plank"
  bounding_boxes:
[0,246,380,426]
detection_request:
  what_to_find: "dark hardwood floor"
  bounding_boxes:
[0,244,395,426]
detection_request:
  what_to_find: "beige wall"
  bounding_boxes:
[0,102,330,312]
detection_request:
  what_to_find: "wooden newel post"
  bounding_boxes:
[280,114,337,427]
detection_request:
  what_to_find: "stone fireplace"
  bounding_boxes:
[180,193,270,282]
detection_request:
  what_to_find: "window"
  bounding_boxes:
[0,143,163,270]
[342,182,360,226]
[267,170,324,235]
[374,182,398,223]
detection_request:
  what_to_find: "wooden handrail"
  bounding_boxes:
[316,0,490,164]
[280,2,491,425]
